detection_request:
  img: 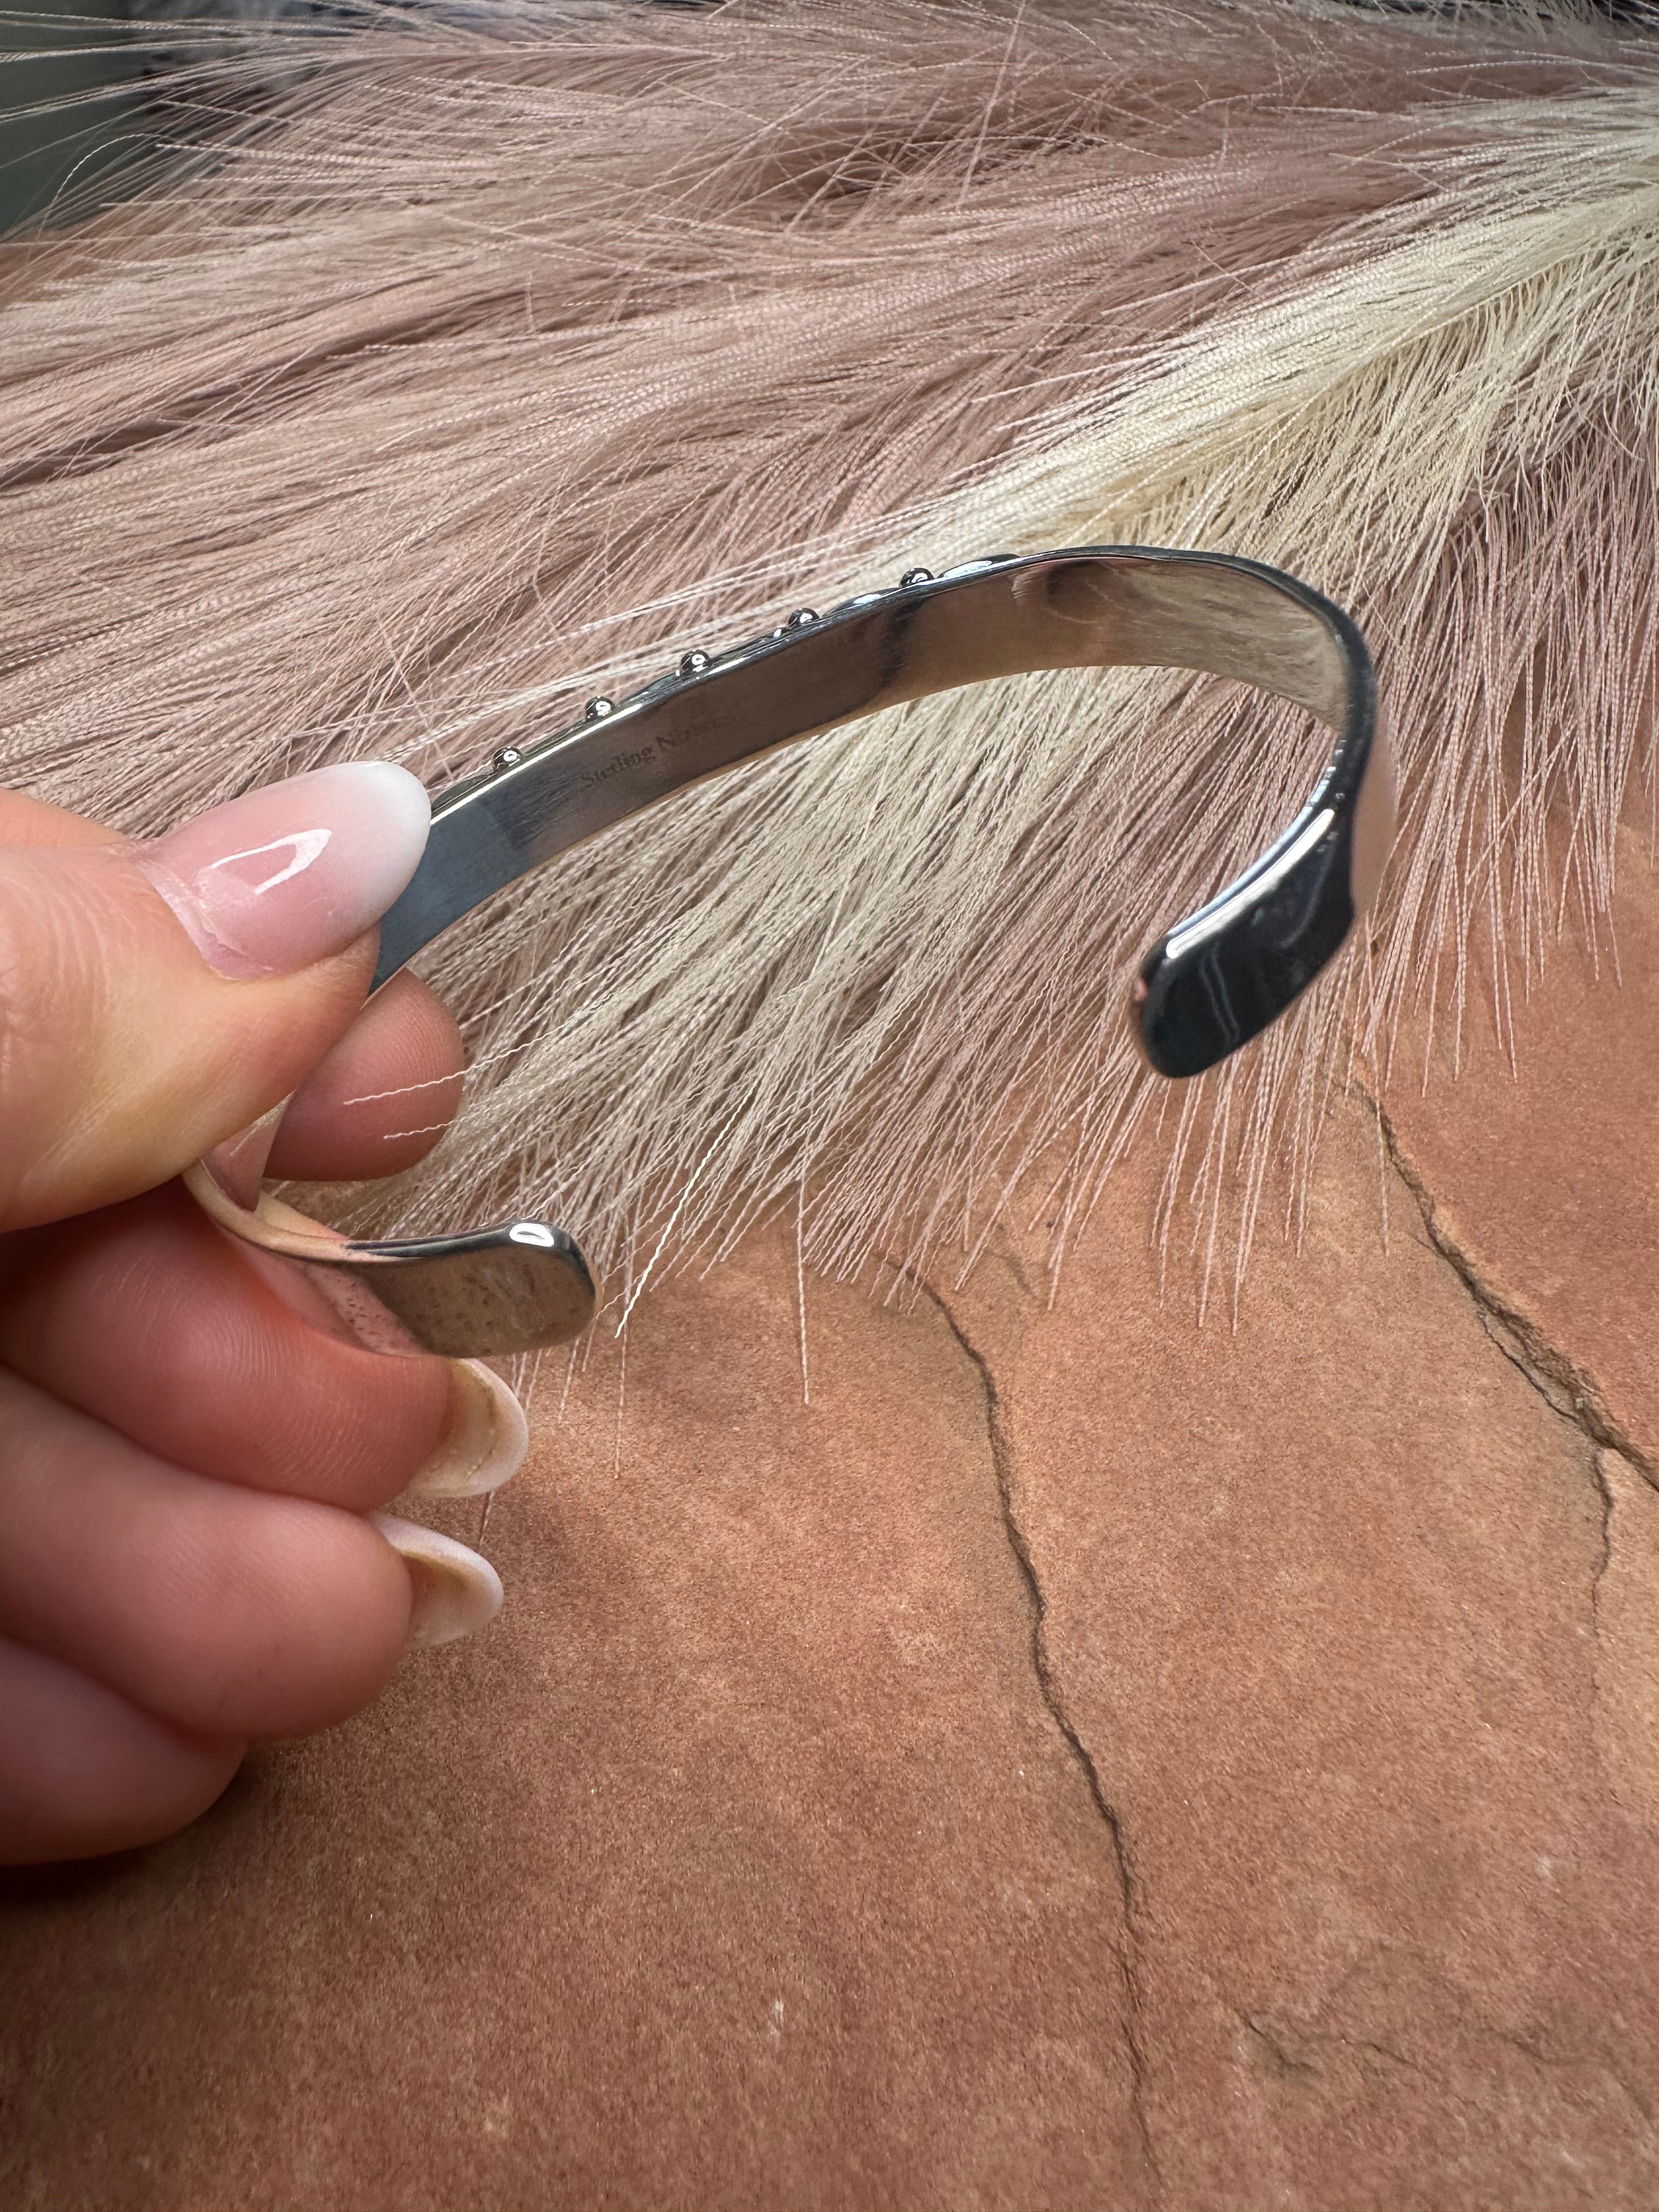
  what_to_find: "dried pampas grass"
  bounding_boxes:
[1,0,1656,1314]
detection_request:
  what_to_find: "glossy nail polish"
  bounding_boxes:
[137,762,431,979]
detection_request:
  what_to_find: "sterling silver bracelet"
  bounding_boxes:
[187,546,1392,1359]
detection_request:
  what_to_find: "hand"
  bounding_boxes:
[0,766,524,1865]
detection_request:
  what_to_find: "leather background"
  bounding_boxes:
[3,850,1657,2211]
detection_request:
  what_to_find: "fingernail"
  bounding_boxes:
[407,1361,529,1499]
[370,1514,504,1647]
[137,763,431,979]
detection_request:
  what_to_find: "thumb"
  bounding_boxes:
[0,764,432,1232]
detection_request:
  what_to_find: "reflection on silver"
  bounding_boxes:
[184,1156,594,1360]
[194,546,1388,1359]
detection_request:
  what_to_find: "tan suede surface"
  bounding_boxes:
[2,870,1657,2209]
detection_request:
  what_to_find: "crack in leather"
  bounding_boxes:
[907,1268,1164,2207]
[1372,1095,1656,1489]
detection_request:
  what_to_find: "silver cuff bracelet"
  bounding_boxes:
[187,546,1393,1360]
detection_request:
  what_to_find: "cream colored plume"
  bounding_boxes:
[1,0,1655,1316]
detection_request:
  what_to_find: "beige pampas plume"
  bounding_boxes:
[1,0,1655,1314]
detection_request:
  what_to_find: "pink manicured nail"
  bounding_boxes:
[137,763,431,979]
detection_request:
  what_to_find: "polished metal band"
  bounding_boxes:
[188,546,1391,1359]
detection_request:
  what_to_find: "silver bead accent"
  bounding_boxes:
[770,625,788,640]
[678,649,712,676]
[787,607,818,628]
[492,746,524,772]
[584,696,614,720]
[899,567,933,588]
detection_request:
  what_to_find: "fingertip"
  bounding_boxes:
[268,969,466,1180]
[0,837,376,1231]
[0,1370,420,1742]
[233,1500,415,1736]
[0,1181,460,1512]
[0,1638,245,1865]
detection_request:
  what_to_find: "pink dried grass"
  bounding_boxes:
[1,0,1655,1312]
